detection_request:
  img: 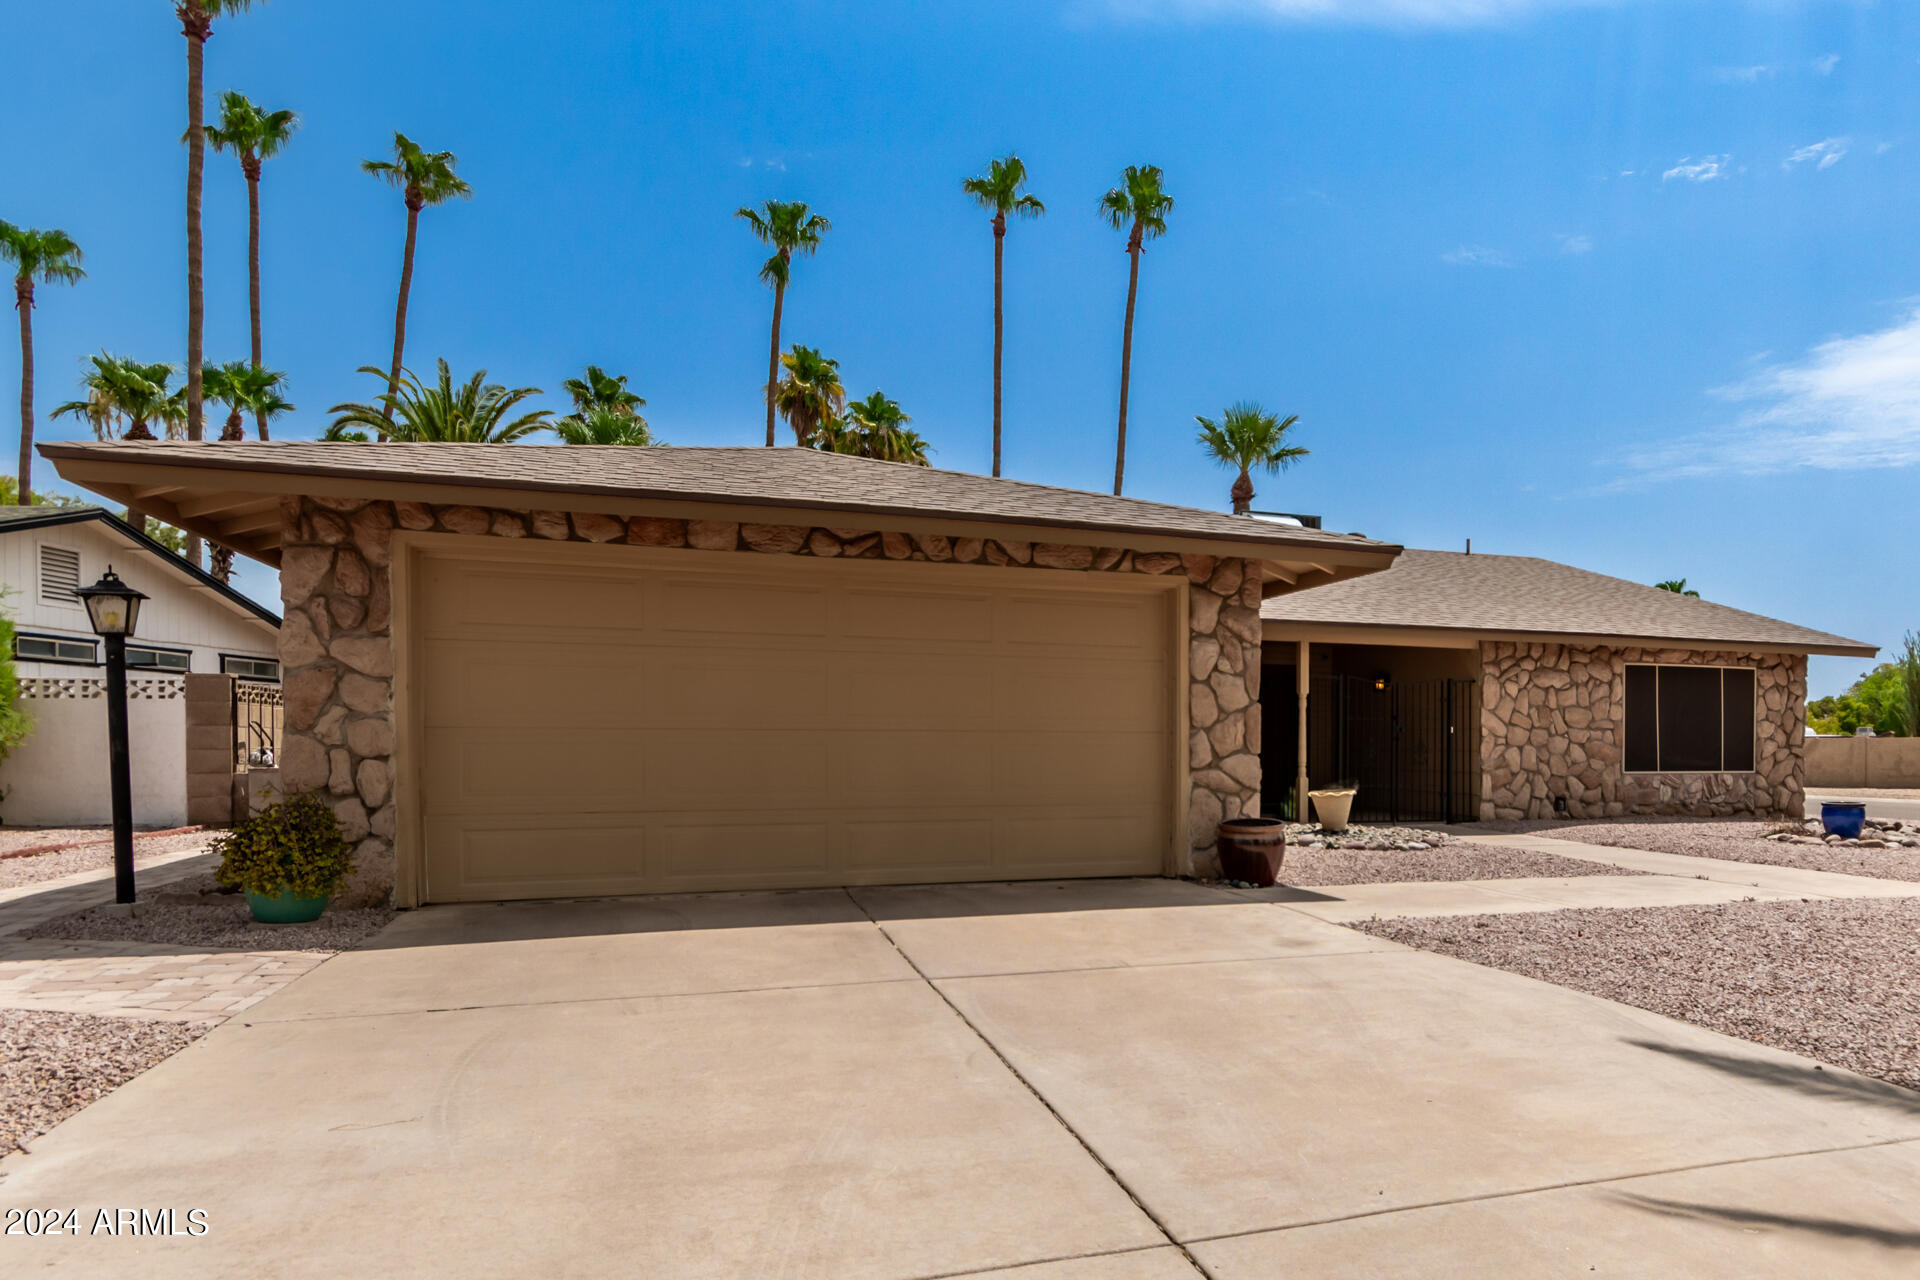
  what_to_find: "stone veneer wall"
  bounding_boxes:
[277,496,1264,903]
[1480,641,1805,820]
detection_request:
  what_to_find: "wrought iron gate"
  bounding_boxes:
[1305,675,1479,824]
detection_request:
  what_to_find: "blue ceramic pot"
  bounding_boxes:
[1820,801,1867,840]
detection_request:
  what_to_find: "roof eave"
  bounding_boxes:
[1259,617,1878,659]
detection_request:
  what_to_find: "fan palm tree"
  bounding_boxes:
[176,1,263,444]
[1654,579,1702,598]
[1,223,85,503]
[1195,402,1307,514]
[773,345,846,448]
[561,364,646,419]
[961,156,1044,477]
[326,360,549,443]
[734,201,830,446]
[362,135,472,430]
[203,360,292,441]
[1099,165,1173,495]
[829,391,929,466]
[206,90,298,440]
[553,406,658,446]
[53,356,177,533]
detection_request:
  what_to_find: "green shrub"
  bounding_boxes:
[212,793,355,899]
[0,597,34,777]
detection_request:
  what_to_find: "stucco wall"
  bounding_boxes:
[1806,736,1920,789]
[1479,642,1805,820]
[0,676,190,827]
[276,495,1262,904]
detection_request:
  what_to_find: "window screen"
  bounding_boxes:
[1624,664,1757,773]
[38,545,81,606]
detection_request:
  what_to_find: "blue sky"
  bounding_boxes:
[5,0,1913,695]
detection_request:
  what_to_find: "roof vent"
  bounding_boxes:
[38,545,81,606]
[1247,510,1322,529]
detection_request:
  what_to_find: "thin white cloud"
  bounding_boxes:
[1623,306,1920,478]
[1094,0,1619,27]
[1784,138,1848,171]
[1556,233,1593,255]
[1812,53,1841,75]
[1662,155,1729,183]
[1441,245,1513,267]
[1710,64,1773,85]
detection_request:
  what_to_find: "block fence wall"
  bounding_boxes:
[275,496,1264,904]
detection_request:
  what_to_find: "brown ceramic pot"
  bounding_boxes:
[1216,817,1287,887]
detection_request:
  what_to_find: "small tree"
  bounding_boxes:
[0,596,34,797]
[1899,631,1920,738]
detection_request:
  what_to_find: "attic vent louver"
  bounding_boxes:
[38,545,82,606]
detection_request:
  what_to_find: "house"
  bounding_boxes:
[0,504,282,827]
[1259,549,1877,823]
[40,440,1399,904]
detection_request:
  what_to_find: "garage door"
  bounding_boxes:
[413,542,1178,902]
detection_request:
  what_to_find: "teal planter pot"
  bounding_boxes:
[247,888,330,924]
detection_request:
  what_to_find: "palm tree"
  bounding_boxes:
[827,391,929,466]
[734,200,830,446]
[1195,403,1307,514]
[206,90,298,440]
[176,0,262,444]
[1099,165,1173,495]
[554,406,658,446]
[361,135,472,429]
[961,156,1044,477]
[53,356,177,533]
[203,360,292,441]
[773,345,846,448]
[1654,579,1702,598]
[326,359,549,443]
[561,364,646,419]
[1,223,85,503]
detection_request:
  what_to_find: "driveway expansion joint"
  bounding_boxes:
[841,887,1212,1279]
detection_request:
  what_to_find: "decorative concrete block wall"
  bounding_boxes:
[0,677,189,827]
[1480,642,1804,820]
[277,496,1262,903]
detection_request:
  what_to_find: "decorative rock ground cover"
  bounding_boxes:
[26,872,396,953]
[1547,819,1920,883]
[1356,898,1920,1093]
[1279,841,1647,887]
[1,1009,211,1155]
[0,832,217,892]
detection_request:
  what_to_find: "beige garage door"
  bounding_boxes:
[412,541,1178,902]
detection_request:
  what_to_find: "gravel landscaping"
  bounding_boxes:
[1282,840,1646,886]
[0,832,216,891]
[1,1009,212,1155]
[26,871,396,953]
[1355,898,1920,1093]
[1546,819,1920,882]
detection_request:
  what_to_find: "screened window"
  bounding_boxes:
[1624,665,1756,773]
[15,632,98,665]
[38,545,82,607]
[127,645,191,672]
[221,654,280,681]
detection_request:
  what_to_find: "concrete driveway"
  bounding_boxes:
[4,878,1919,1278]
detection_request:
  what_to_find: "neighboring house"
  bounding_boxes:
[0,505,281,827]
[1260,549,1876,823]
[41,441,1400,905]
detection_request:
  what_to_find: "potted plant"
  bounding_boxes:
[1308,781,1358,833]
[211,793,355,924]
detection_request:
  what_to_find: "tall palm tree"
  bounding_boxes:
[961,156,1044,477]
[1654,579,1702,598]
[773,345,846,448]
[734,200,830,446]
[554,406,658,446]
[326,359,549,443]
[53,356,177,443]
[176,0,262,445]
[361,135,472,429]
[1,223,85,503]
[1099,165,1173,495]
[203,360,292,441]
[1195,402,1307,514]
[561,364,646,419]
[206,90,298,440]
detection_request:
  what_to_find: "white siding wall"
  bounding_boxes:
[0,677,191,827]
[1,520,278,679]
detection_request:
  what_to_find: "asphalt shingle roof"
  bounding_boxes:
[36,441,1397,557]
[1260,548,1874,656]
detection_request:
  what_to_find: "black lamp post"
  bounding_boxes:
[76,567,148,905]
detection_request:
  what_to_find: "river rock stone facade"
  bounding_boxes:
[276,495,1260,902]
[1480,642,1804,820]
